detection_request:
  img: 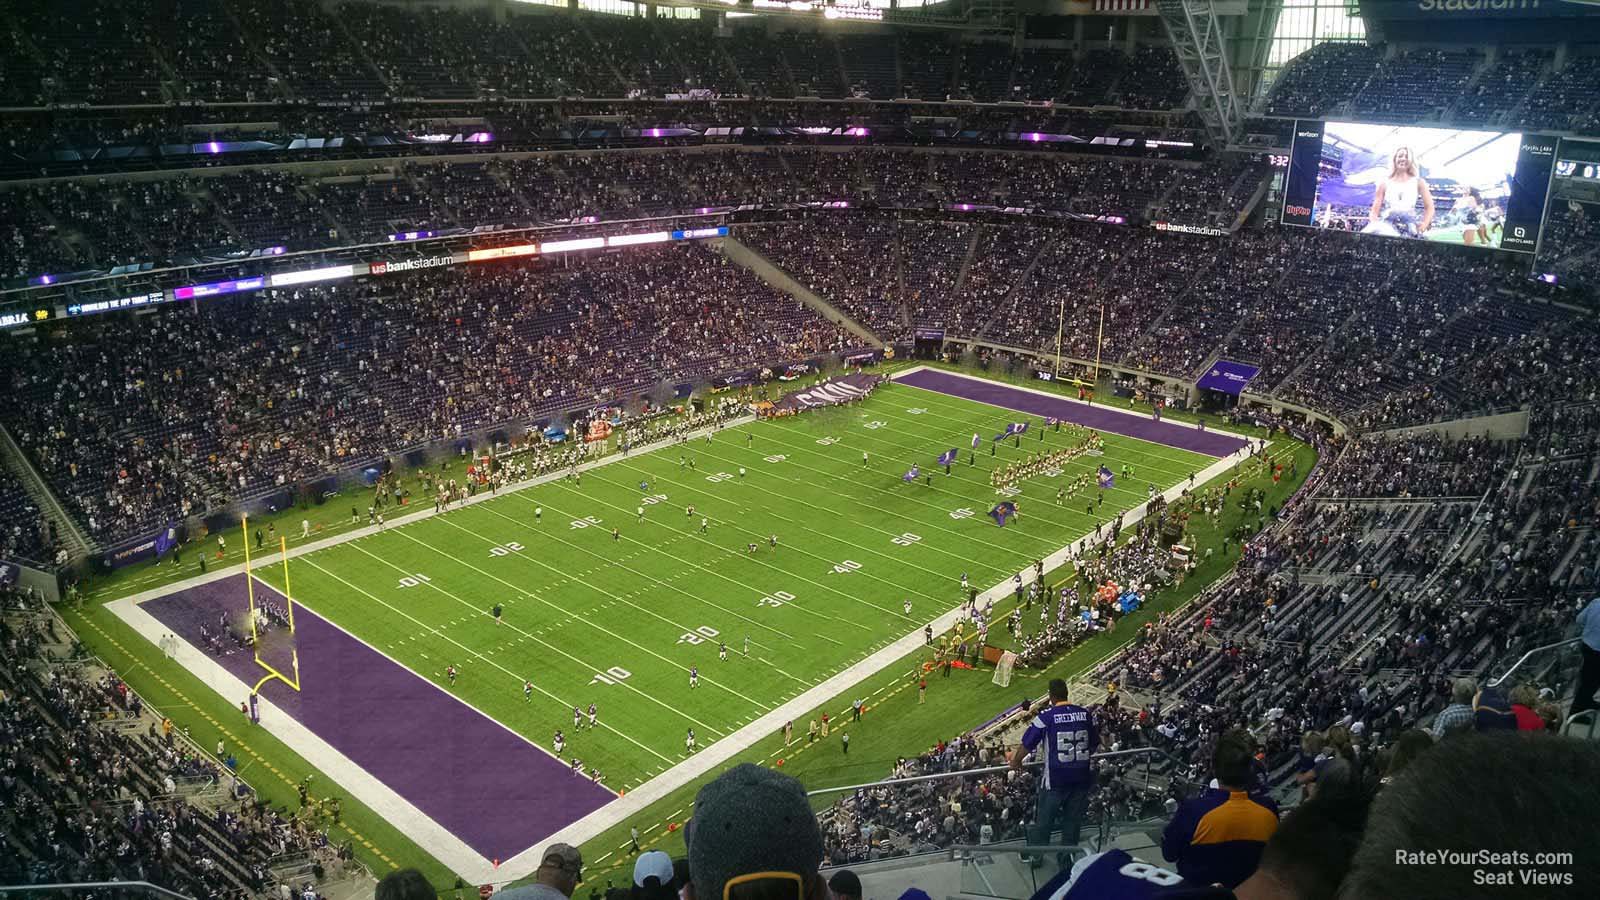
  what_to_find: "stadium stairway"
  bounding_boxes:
[720,235,886,347]
[0,420,88,562]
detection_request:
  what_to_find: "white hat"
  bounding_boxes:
[633,850,674,888]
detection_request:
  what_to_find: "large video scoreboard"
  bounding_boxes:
[1279,120,1559,254]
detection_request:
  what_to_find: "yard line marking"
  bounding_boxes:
[758,415,1164,536]
[298,558,681,764]
[492,480,913,628]
[278,566,678,762]
[859,388,1206,480]
[379,525,781,710]
[340,542,734,734]
[454,501,826,642]
[581,459,986,603]
[687,432,1068,555]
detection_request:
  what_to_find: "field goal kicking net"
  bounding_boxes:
[242,514,302,695]
[992,650,1018,687]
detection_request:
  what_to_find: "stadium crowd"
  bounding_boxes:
[0,614,350,899]
[803,405,1598,895]
[0,244,859,544]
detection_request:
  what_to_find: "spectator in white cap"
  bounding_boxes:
[632,850,676,900]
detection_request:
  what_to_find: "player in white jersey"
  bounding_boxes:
[573,706,582,729]
[587,703,597,728]
[904,599,913,616]
[553,730,565,755]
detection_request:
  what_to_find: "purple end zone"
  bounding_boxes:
[897,369,1249,458]
[142,575,612,862]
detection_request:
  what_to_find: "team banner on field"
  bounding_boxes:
[1098,465,1116,489]
[937,448,959,466]
[772,373,884,412]
[903,465,921,482]
[989,501,1020,526]
[1196,360,1262,396]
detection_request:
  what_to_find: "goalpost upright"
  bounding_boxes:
[242,512,303,695]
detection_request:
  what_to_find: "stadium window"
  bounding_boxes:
[576,0,641,15]
[1262,0,1366,90]
[509,0,570,9]
[662,6,702,17]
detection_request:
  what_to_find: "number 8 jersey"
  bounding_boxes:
[1020,702,1097,789]
[1030,850,1232,900]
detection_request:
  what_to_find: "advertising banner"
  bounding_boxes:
[1196,360,1262,396]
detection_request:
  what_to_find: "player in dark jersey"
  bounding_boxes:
[573,706,582,729]
[689,666,699,688]
[586,703,598,728]
[524,680,533,702]
[1013,678,1097,864]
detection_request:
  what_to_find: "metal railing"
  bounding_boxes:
[804,746,1186,798]
[0,883,196,900]
[1487,637,1583,688]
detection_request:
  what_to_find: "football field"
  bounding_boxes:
[123,367,1246,872]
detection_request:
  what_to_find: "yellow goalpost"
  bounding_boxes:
[242,513,302,694]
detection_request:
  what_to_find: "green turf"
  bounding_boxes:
[246,379,1217,787]
[68,367,1316,888]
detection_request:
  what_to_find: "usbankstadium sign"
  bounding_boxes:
[369,254,461,276]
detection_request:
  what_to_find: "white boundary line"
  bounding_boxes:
[105,591,497,879]
[889,364,1253,448]
[105,372,1261,883]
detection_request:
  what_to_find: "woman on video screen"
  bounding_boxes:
[1363,146,1434,239]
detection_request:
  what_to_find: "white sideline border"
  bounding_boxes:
[106,369,1262,884]
[890,364,1253,451]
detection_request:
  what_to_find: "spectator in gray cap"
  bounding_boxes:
[499,844,583,900]
[685,763,826,900]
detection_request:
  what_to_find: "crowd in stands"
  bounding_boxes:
[0,148,1268,281]
[1535,198,1600,292]
[806,411,1597,894]
[0,0,1189,108]
[1262,41,1600,133]
[10,178,1597,551]
[0,614,347,898]
[0,467,57,565]
[0,243,859,544]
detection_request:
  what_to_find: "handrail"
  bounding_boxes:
[0,882,196,900]
[948,844,1088,857]
[804,746,1183,797]
[1487,637,1583,687]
